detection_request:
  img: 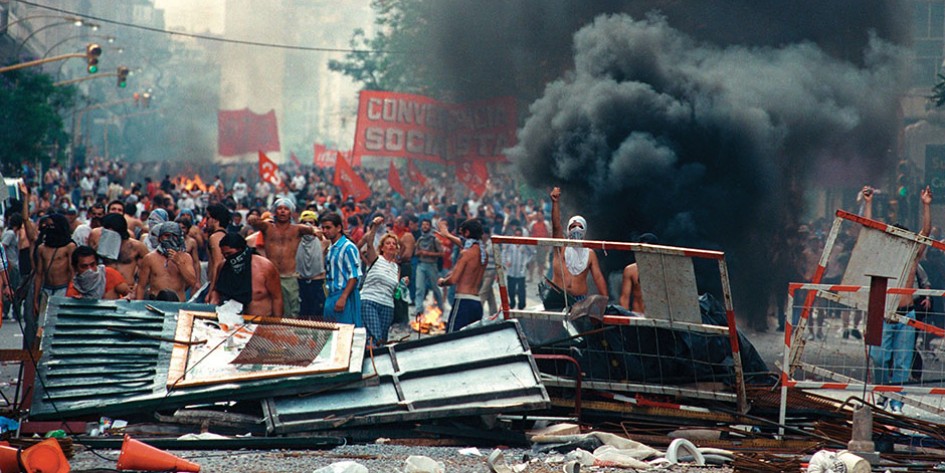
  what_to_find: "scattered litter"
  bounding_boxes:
[0,417,19,434]
[564,448,595,466]
[488,449,512,473]
[806,450,869,473]
[459,447,482,456]
[404,455,445,473]
[177,432,230,441]
[375,438,390,444]
[216,300,244,327]
[313,461,368,473]
[665,438,704,465]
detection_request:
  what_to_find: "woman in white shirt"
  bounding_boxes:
[359,216,402,347]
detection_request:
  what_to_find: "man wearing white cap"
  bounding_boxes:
[247,198,319,317]
[548,187,608,306]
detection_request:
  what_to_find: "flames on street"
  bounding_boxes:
[411,304,445,334]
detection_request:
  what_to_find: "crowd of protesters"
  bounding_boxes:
[2,155,560,348]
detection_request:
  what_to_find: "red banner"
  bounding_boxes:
[352,91,516,164]
[218,108,280,157]
[388,161,405,196]
[258,151,283,187]
[455,160,489,196]
[314,144,358,168]
[290,152,301,167]
[407,160,427,186]
[333,152,372,202]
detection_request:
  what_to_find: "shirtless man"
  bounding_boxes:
[204,204,230,296]
[246,198,316,318]
[209,232,283,316]
[619,233,658,313]
[437,218,487,332]
[549,187,608,303]
[135,223,197,301]
[95,213,149,287]
[33,213,76,315]
[124,197,148,239]
[176,215,202,287]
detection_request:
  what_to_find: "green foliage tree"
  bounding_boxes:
[328,0,443,96]
[0,69,76,174]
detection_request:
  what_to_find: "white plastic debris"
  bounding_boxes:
[374,437,390,444]
[665,438,705,466]
[312,461,369,473]
[564,448,595,466]
[591,445,651,469]
[177,432,229,441]
[807,449,870,473]
[488,449,513,473]
[404,455,445,473]
[216,300,244,327]
[459,447,482,457]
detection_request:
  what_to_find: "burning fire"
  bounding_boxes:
[411,304,445,334]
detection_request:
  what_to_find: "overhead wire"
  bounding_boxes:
[13,0,410,54]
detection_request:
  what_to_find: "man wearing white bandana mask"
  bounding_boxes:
[549,187,608,304]
[66,246,130,300]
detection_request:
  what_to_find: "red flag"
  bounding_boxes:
[313,144,334,168]
[218,108,280,156]
[258,151,283,187]
[290,152,301,167]
[333,152,372,202]
[388,161,405,195]
[455,160,489,196]
[407,160,427,185]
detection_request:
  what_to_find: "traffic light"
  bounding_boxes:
[116,66,129,88]
[897,160,910,198]
[85,43,102,74]
[141,92,151,108]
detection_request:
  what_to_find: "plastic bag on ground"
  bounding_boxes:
[313,461,368,473]
[404,455,445,473]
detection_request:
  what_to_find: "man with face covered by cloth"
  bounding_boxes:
[94,213,149,288]
[548,187,608,306]
[66,246,130,300]
[247,198,318,318]
[142,209,170,251]
[209,232,283,316]
[136,222,197,301]
[33,213,76,316]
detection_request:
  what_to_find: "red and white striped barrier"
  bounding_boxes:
[490,234,747,413]
[777,209,945,434]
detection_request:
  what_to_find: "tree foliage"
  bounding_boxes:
[328,0,443,96]
[0,69,76,174]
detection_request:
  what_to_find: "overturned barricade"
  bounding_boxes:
[24,297,548,439]
[490,235,771,416]
[29,297,364,420]
[263,320,548,433]
[782,209,945,423]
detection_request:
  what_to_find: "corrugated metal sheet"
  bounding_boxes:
[264,320,550,433]
[31,297,364,419]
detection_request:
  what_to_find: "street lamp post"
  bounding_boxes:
[43,34,115,60]
[13,19,99,59]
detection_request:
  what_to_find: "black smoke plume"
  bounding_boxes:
[506,13,908,326]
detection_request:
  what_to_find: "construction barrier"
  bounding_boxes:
[490,235,749,413]
[778,209,945,434]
